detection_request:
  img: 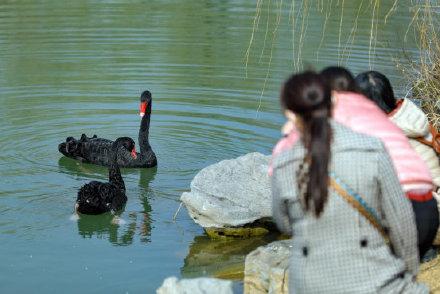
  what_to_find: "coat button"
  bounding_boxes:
[302,246,308,256]
[360,238,368,248]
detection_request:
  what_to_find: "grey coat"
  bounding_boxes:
[271,122,428,293]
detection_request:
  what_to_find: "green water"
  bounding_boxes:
[0,1,421,292]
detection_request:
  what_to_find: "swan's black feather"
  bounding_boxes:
[58,91,157,168]
[75,137,133,215]
[77,181,127,215]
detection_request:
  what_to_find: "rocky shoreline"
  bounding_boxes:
[157,240,440,293]
[162,152,440,293]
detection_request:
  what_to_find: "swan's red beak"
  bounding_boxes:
[139,102,147,117]
[131,147,137,159]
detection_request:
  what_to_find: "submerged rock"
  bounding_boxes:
[181,235,274,280]
[244,240,290,294]
[181,152,272,236]
[156,277,233,294]
[205,224,272,239]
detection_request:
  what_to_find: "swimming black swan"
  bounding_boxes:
[75,137,135,215]
[58,90,157,168]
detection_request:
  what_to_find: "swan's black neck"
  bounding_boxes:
[139,101,152,157]
[109,145,125,192]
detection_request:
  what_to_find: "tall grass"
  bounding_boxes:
[246,0,393,113]
[246,0,392,72]
[247,0,440,123]
[402,0,440,128]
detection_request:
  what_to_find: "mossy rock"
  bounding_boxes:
[205,227,270,239]
[213,264,246,280]
[204,218,277,239]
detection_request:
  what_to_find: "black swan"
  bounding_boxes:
[58,90,157,168]
[75,137,135,215]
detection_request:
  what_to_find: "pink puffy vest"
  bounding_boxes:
[270,92,433,194]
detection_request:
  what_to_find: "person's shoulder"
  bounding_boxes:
[398,98,427,117]
[271,134,304,173]
[331,121,385,152]
[271,121,386,172]
[337,91,377,107]
[391,98,430,136]
[272,131,299,156]
[334,92,392,123]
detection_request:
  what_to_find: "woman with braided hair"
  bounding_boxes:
[271,71,427,293]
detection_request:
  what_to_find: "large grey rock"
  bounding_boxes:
[181,152,271,229]
[244,240,291,294]
[156,277,234,294]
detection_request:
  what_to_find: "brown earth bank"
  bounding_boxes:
[418,253,440,293]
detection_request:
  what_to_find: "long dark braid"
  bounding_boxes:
[281,71,332,217]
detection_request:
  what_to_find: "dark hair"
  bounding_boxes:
[320,66,358,93]
[354,71,396,113]
[281,71,332,217]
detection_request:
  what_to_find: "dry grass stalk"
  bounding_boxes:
[246,0,390,73]
[246,0,439,120]
[404,0,440,129]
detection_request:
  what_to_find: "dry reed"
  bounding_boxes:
[247,0,439,121]
[401,0,440,128]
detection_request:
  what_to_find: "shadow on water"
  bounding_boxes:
[181,233,279,280]
[59,156,158,245]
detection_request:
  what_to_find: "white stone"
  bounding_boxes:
[181,152,271,228]
[244,240,291,294]
[156,277,234,294]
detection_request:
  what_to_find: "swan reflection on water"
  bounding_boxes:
[57,156,157,187]
[58,156,107,179]
[59,157,157,246]
[75,212,138,246]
